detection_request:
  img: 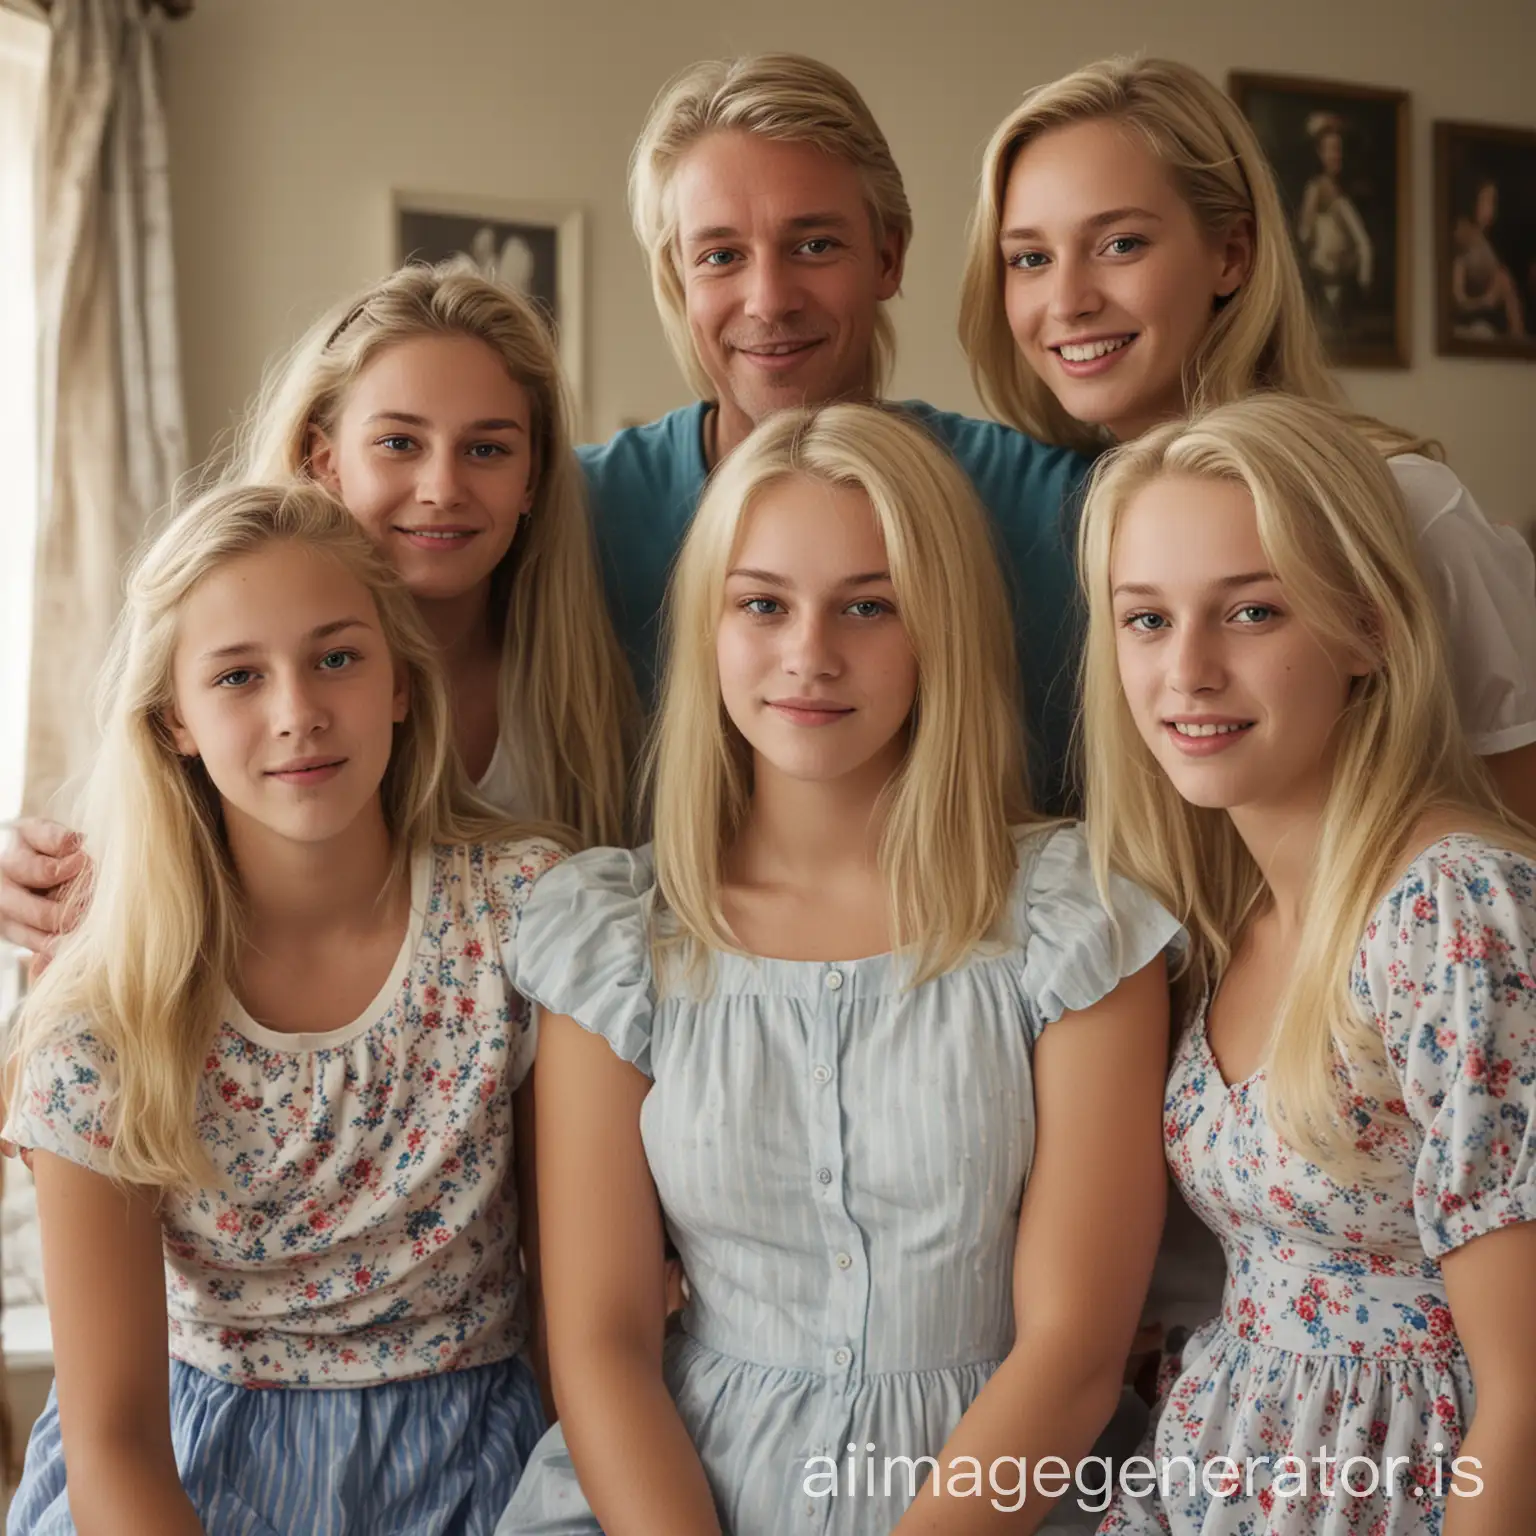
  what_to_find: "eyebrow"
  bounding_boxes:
[726,567,892,588]
[200,618,373,662]
[684,212,855,245]
[1001,206,1164,242]
[1112,570,1278,598]
[361,411,526,433]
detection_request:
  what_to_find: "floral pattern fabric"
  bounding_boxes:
[3,837,564,1388]
[1100,835,1536,1536]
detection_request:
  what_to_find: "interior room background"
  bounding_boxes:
[1,0,1534,1494]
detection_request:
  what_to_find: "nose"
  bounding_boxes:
[270,666,330,740]
[1046,249,1102,324]
[781,608,839,681]
[415,448,469,511]
[1167,622,1225,699]
[742,250,804,326]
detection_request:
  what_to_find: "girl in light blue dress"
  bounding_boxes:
[498,402,1180,1536]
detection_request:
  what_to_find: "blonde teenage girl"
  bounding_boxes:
[1080,393,1536,1535]
[5,484,565,1535]
[0,261,635,956]
[959,56,1536,821]
[497,402,1178,1536]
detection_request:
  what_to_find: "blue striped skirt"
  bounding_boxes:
[8,1353,546,1536]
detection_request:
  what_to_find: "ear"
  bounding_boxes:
[392,660,410,725]
[307,425,342,493]
[162,704,198,758]
[874,223,907,303]
[1215,214,1255,300]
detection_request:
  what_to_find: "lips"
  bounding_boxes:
[732,338,824,374]
[265,757,347,784]
[1053,335,1134,362]
[767,699,853,726]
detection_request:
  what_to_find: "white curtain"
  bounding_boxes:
[21,0,187,817]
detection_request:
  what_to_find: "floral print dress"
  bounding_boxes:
[1100,835,1536,1536]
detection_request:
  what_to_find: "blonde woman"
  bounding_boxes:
[1079,394,1536,1534]
[959,55,1536,820]
[0,261,635,956]
[496,403,1177,1536]
[4,484,567,1534]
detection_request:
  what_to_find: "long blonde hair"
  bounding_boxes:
[629,53,912,402]
[647,402,1037,988]
[1078,393,1532,1176]
[230,259,637,847]
[7,483,564,1192]
[959,56,1431,459]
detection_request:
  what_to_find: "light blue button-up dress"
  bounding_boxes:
[498,824,1179,1536]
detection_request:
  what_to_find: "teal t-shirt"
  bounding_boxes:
[577,401,1091,815]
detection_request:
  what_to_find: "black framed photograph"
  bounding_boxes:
[1434,120,1536,360]
[1229,72,1411,368]
[393,191,586,411]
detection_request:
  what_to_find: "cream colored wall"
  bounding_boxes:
[164,0,1536,532]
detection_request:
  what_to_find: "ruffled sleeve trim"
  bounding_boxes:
[512,845,657,1079]
[1015,823,1183,1038]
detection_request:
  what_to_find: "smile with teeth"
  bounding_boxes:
[1056,337,1132,362]
[1170,721,1253,737]
[740,341,818,355]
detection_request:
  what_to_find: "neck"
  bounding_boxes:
[413,579,498,670]
[1227,790,1329,935]
[707,382,877,469]
[731,750,896,887]
[226,797,401,939]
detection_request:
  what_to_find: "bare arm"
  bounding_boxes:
[513,1073,553,1420]
[1484,741,1536,825]
[536,1011,721,1535]
[31,1150,203,1536]
[1441,1221,1536,1533]
[0,818,87,956]
[890,956,1170,1535]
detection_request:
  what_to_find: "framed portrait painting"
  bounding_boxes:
[1229,72,1411,368]
[1434,120,1536,360]
[393,191,587,412]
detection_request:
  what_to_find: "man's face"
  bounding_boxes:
[672,131,904,445]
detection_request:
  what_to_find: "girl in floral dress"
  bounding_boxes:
[1079,392,1536,1535]
[4,483,566,1534]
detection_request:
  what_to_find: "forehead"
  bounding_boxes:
[673,130,869,238]
[1110,473,1269,587]
[176,543,376,647]
[1002,117,1184,227]
[342,333,530,424]
[730,474,887,576]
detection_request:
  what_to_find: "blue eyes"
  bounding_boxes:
[214,650,359,688]
[1004,235,1147,270]
[1120,605,1280,634]
[739,598,892,620]
[376,435,510,459]
[698,238,841,268]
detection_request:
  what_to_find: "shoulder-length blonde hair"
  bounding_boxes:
[230,259,637,847]
[959,56,1430,459]
[629,52,912,402]
[8,482,565,1193]
[647,402,1037,987]
[1078,392,1532,1176]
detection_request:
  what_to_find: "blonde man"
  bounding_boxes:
[575,52,1090,814]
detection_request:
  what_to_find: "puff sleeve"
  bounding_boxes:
[1358,838,1536,1258]
[1015,823,1183,1041]
[3,1028,116,1170]
[511,844,658,1078]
